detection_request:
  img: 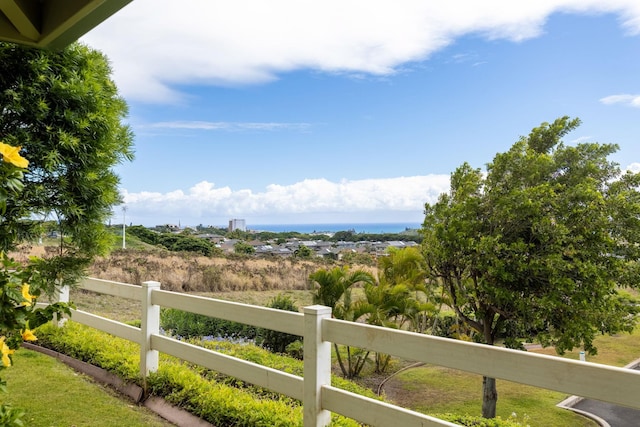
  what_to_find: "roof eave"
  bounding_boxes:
[0,0,132,49]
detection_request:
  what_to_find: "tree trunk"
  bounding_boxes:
[482,376,498,418]
[334,343,348,377]
[481,312,498,418]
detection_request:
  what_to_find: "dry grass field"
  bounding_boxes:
[12,244,374,294]
[89,249,326,292]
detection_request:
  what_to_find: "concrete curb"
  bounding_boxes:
[145,396,213,427]
[555,357,640,427]
[623,357,640,370]
[22,342,214,427]
[557,395,610,427]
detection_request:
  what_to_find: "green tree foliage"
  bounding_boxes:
[0,42,133,283]
[233,241,255,255]
[293,244,313,259]
[332,230,356,241]
[226,229,251,240]
[330,230,422,243]
[376,247,437,333]
[1,143,72,423]
[127,225,160,244]
[127,225,216,256]
[309,266,375,378]
[172,237,215,256]
[421,117,640,418]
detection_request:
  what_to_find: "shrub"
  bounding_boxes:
[256,294,302,354]
[147,364,304,426]
[285,340,304,359]
[160,308,257,340]
[35,322,140,383]
[436,413,528,426]
[197,340,378,399]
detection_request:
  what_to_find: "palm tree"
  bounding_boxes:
[378,247,437,333]
[309,266,374,378]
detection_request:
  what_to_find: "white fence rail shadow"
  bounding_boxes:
[50,278,640,427]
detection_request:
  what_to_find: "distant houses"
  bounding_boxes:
[145,220,420,259]
[209,235,417,259]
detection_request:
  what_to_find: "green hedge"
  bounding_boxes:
[160,308,257,340]
[35,322,360,426]
[437,413,528,426]
[161,294,305,359]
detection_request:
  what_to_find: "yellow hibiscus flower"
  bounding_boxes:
[21,284,35,306]
[0,142,29,169]
[0,336,15,367]
[21,329,37,342]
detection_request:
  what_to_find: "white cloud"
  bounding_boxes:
[82,0,640,103]
[570,136,593,143]
[626,163,640,173]
[599,94,640,108]
[122,175,450,225]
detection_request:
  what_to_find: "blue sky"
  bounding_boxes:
[82,1,640,227]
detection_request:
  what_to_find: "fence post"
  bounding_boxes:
[53,284,70,326]
[303,305,332,427]
[140,280,161,389]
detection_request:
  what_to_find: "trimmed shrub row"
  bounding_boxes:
[34,322,360,426]
[160,294,303,358]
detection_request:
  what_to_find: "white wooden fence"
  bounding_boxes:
[52,277,640,427]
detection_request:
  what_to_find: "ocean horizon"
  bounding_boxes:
[249,222,420,234]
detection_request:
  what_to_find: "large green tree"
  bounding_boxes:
[422,117,640,418]
[0,42,133,285]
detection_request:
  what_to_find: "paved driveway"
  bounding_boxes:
[571,365,640,427]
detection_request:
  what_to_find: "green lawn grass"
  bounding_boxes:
[387,327,640,426]
[1,349,172,427]
[531,327,640,367]
[392,366,596,426]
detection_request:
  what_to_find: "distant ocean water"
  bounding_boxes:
[250,222,420,234]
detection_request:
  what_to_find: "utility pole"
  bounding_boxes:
[122,205,127,249]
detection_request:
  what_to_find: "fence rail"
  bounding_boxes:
[49,278,640,427]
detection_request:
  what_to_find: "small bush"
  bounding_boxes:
[436,413,528,426]
[160,308,257,340]
[256,294,302,354]
[285,340,304,359]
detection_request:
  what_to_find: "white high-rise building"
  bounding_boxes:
[228,218,246,232]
